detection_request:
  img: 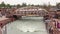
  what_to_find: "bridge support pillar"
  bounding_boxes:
[13,15,18,20]
[18,16,22,19]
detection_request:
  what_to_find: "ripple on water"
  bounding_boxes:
[4,17,48,34]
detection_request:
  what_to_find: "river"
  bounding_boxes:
[3,16,48,34]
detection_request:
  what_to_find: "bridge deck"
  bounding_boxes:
[13,8,47,16]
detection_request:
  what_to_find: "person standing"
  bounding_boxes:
[0,12,2,17]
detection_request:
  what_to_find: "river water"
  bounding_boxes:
[3,16,48,34]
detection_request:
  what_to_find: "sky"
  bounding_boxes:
[0,0,60,5]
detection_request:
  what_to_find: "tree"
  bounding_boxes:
[31,4,34,6]
[0,2,6,8]
[56,3,60,9]
[43,3,47,8]
[48,2,51,8]
[22,3,27,7]
[6,4,11,8]
[35,5,40,7]
[27,4,31,6]
[16,4,21,8]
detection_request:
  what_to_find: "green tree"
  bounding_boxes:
[16,4,21,8]
[0,2,6,8]
[6,4,11,8]
[31,4,34,6]
[43,3,47,8]
[35,5,40,7]
[22,3,27,7]
[27,4,31,6]
[56,3,60,9]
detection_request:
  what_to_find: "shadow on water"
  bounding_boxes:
[18,16,44,22]
[18,17,44,22]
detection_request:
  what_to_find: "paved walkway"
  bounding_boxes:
[0,16,10,34]
[0,16,8,21]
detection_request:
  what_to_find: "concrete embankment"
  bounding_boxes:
[0,16,16,34]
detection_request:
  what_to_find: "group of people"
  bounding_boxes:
[44,12,60,34]
[0,8,13,18]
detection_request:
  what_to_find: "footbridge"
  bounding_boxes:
[13,7,48,19]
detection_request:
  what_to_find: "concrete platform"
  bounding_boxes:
[0,16,10,28]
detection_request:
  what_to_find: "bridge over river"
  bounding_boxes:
[12,7,47,19]
[2,7,49,34]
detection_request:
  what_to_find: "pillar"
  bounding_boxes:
[18,16,22,19]
[13,15,18,20]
